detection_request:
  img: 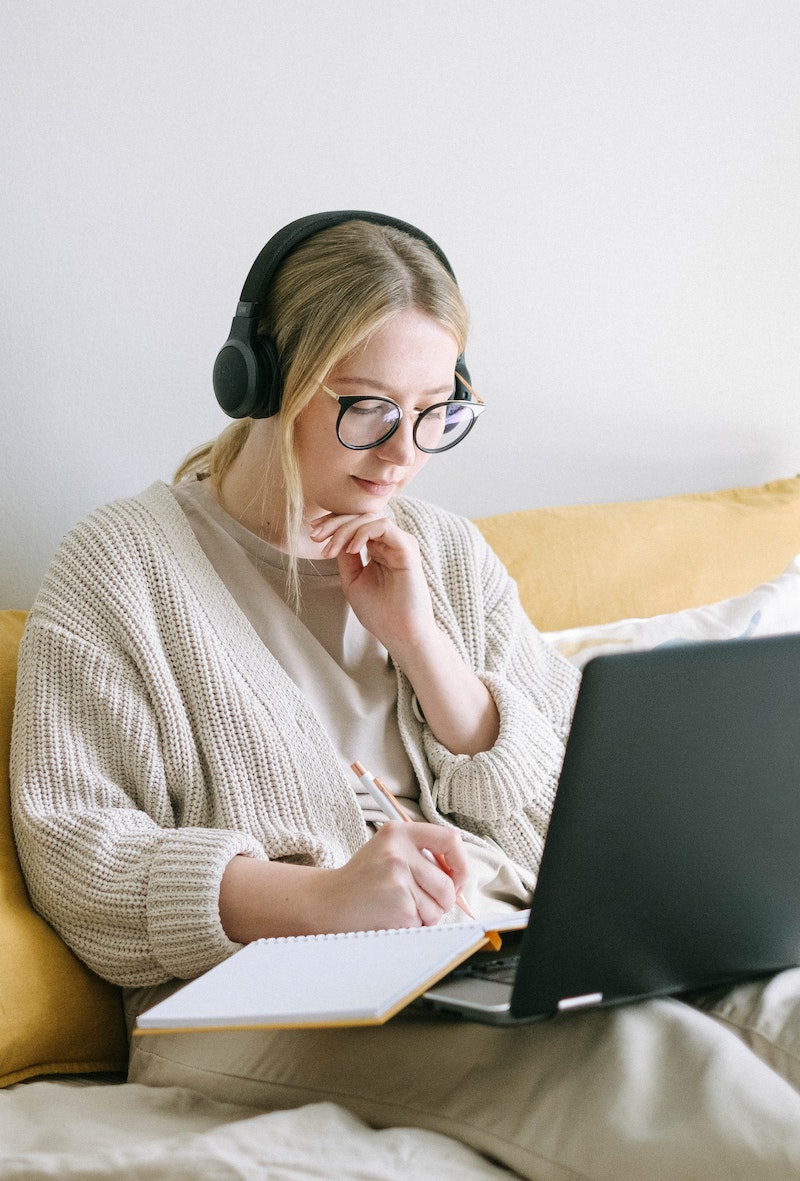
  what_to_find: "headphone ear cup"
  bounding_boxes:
[455,355,473,398]
[249,335,282,419]
[213,328,282,419]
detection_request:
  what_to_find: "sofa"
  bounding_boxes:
[2,474,800,1178]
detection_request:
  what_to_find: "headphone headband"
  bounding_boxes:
[239,210,459,308]
[213,209,470,420]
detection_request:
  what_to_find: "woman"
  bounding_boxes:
[12,212,800,1179]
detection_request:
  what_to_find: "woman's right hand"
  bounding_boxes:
[219,823,470,944]
[317,821,470,932]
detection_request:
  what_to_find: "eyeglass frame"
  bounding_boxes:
[321,372,486,454]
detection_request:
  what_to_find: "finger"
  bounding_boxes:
[407,853,456,924]
[361,529,423,573]
[404,823,471,893]
[309,511,363,534]
[414,890,449,928]
[336,549,365,594]
[326,520,395,558]
[309,512,382,546]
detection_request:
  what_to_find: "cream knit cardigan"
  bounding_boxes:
[11,483,580,987]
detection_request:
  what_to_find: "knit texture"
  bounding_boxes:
[11,483,579,987]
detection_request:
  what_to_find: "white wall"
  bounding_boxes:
[2,0,799,608]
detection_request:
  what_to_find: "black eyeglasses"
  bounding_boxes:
[322,373,485,454]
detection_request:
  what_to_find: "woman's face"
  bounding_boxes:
[293,308,460,522]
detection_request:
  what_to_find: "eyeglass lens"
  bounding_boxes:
[338,399,476,452]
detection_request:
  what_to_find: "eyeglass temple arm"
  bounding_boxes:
[455,372,484,404]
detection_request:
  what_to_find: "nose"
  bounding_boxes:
[376,413,417,466]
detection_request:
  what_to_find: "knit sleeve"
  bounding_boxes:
[392,498,581,878]
[423,576,580,875]
[11,617,265,988]
[8,498,283,996]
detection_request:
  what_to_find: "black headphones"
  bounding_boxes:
[212,210,472,420]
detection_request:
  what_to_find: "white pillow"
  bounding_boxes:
[543,556,800,669]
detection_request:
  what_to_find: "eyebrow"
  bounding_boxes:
[330,376,456,399]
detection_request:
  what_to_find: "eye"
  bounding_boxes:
[348,399,394,419]
[421,405,447,423]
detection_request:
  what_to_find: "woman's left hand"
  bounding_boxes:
[310,510,500,757]
[310,511,436,659]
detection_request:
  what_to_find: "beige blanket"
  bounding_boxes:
[0,1078,510,1179]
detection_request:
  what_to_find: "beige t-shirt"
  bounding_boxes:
[171,478,529,918]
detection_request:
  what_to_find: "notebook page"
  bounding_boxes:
[136,923,494,1031]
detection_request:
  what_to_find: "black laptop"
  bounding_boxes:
[424,632,800,1024]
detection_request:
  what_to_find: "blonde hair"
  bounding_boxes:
[175,219,469,579]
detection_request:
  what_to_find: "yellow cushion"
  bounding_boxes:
[475,476,800,632]
[0,610,128,1087]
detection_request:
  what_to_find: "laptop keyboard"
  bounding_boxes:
[461,954,521,986]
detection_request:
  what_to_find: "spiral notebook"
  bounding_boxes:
[134,913,527,1034]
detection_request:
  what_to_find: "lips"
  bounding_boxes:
[352,475,398,496]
